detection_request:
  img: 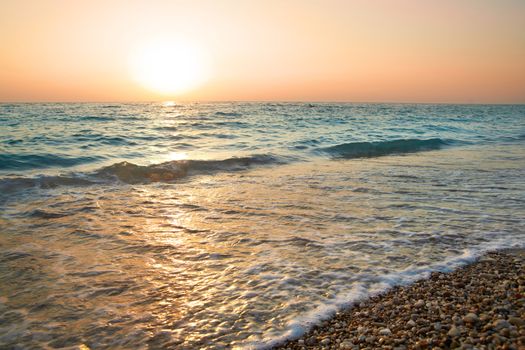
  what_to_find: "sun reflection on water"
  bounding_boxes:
[168,151,188,161]
[162,101,177,107]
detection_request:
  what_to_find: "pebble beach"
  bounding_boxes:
[276,249,525,350]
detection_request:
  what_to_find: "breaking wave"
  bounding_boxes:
[0,154,281,193]
[95,154,280,183]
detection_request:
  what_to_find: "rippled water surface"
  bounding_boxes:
[1,103,524,349]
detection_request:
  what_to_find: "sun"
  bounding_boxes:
[130,39,209,95]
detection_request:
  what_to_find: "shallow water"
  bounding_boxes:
[1,103,524,349]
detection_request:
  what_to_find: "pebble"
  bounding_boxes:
[320,338,330,345]
[339,340,354,349]
[357,326,367,334]
[365,335,376,343]
[379,328,392,336]
[493,319,511,330]
[463,313,479,323]
[414,300,425,308]
[448,326,461,337]
[508,316,524,326]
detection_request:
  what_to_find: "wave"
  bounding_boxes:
[0,154,281,193]
[78,116,114,121]
[0,153,103,171]
[321,138,451,159]
[214,111,242,117]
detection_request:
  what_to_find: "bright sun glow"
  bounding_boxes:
[130,39,209,95]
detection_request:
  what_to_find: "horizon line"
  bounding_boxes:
[1,99,524,106]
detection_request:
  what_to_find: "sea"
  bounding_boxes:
[0,102,524,349]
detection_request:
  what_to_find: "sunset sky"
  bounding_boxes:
[1,0,524,103]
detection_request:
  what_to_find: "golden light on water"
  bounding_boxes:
[129,39,210,95]
[162,101,177,107]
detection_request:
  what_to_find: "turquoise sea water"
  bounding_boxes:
[1,103,524,349]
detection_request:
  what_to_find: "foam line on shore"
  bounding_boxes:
[244,239,524,350]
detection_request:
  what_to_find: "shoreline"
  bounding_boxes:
[274,249,524,350]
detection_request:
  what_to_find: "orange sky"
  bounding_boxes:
[1,0,524,103]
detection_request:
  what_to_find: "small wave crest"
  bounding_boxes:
[321,138,451,159]
[78,115,114,122]
[96,154,279,183]
[214,111,242,117]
